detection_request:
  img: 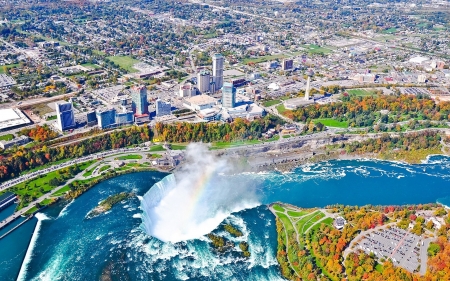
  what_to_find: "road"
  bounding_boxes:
[0,148,169,230]
[0,146,153,193]
[0,93,76,110]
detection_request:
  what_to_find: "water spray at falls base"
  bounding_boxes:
[140,143,260,243]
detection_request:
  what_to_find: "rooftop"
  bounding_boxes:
[184,94,217,105]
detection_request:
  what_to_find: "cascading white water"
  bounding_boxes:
[140,144,260,243]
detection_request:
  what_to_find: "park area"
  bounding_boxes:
[303,44,333,54]
[314,118,348,128]
[346,89,377,96]
[106,56,139,73]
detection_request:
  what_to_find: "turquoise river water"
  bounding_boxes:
[1,156,450,281]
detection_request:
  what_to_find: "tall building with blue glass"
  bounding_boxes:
[55,101,76,131]
[221,82,236,108]
[131,85,149,116]
[96,108,116,129]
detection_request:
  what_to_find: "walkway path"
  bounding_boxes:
[268,203,335,278]
[0,148,168,232]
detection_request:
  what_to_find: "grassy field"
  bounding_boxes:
[347,89,377,96]
[0,134,14,141]
[303,44,332,54]
[210,140,260,150]
[116,154,143,160]
[310,217,333,232]
[106,56,139,73]
[276,212,294,231]
[81,63,101,69]
[29,103,55,117]
[262,100,281,107]
[295,211,323,234]
[170,144,187,150]
[276,104,290,116]
[0,63,19,74]
[302,212,326,232]
[53,186,71,196]
[99,165,111,173]
[287,210,310,217]
[149,145,166,152]
[314,118,348,128]
[382,27,397,34]
[273,204,285,212]
[242,54,287,64]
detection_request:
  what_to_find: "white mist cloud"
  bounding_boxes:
[140,143,260,243]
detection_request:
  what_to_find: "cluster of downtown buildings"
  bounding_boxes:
[55,53,265,131]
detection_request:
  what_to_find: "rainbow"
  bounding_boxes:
[186,165,218,219]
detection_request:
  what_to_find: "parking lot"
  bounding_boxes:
[357,226,423,273]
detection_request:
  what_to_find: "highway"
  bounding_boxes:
[0,146,152,193]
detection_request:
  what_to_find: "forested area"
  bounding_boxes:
[17,124,59,142]
[335,130,441,154]
[154,115,284,143]
[288,94,450,127]
[0,125,151,181]
[276,203,450,281]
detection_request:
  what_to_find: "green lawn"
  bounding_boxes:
[0,134,14,141]
[46,115,57,121]
[287,210,310,217]
[0,63,19,74]
[210,140,260,150]
[303,44,332,54]
[296,211,323,234]
[242,54,287,64]
[382,27,397,34]
[149,145,166,152]
[99,165,111,173]
[302,212,326,232]
[273,204,285,212]
[347,89,377,96]
[24,206,38,215]
[40,198,52,206]
[170,144,187,150]
[116,154,143,160]
[314,118,348,128]
[262,100,281,107]
[310,217,334,232]
[53,186,71,196]
[276,104,290,116]
[106,56,139,73]
[81,63,101,69]
[276,212,294,231]
[282,135,292,139]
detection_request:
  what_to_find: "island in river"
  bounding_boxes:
[271,202,450,281]
[87,192,134,217]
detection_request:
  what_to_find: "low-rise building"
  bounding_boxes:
[333,216,347,230]
[0,135,30,150]
[183,95,217,111]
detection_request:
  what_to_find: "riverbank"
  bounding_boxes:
[271,202,448,281]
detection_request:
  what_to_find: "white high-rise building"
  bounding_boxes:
[197,70,211,93]
[212,54,224,91]
[55,101,76,131]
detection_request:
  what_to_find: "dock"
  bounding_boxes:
[0,215,33,240]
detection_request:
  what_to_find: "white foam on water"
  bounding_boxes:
[57,200,74,219]
[17,213,50,281]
